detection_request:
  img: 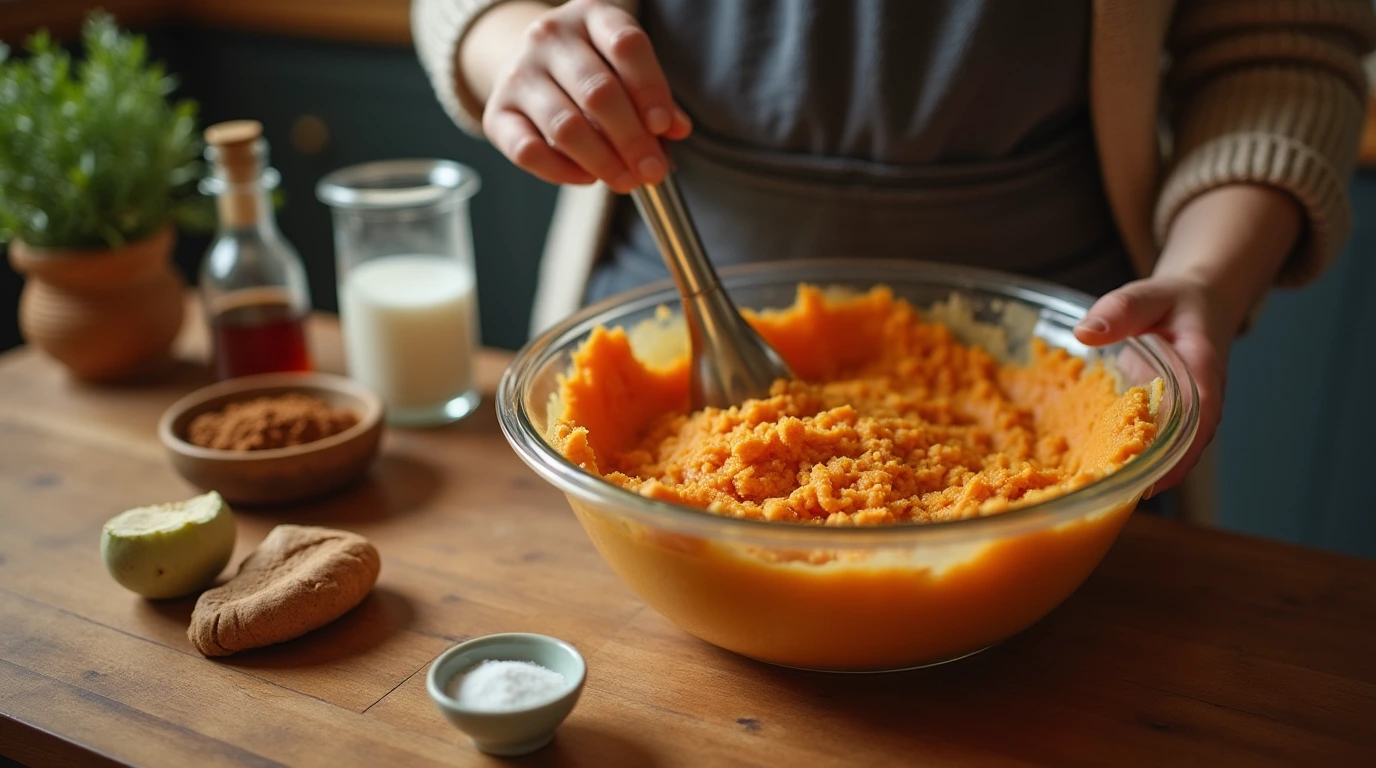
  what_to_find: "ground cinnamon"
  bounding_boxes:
[188,393,359,451]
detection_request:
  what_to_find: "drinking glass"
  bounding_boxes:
[317,159,482,426]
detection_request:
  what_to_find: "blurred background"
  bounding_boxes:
[1,0,1373,558]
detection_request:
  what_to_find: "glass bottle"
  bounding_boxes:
[199,120,312,380]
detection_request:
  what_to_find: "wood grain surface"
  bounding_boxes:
[0,0,412,46]
[1,309,1375,767]
[181,0,413,47]
[0,0,174,43]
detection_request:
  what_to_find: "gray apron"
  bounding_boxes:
[586,0,1132,302]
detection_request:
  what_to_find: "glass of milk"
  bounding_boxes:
[317,160,482,426]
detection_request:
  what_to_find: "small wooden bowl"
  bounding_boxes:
[158,373,384,505]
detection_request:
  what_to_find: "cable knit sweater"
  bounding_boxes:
[413,0,1376,332]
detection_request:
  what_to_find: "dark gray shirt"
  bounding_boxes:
[587,0,1131,301]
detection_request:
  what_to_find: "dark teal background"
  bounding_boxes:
[0,26,559,354]
[1215,176,1376,558]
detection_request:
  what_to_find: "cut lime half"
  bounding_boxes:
[100,491,237,599]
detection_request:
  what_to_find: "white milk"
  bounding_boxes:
[340,255,478,414]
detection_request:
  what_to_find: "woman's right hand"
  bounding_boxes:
[479,0,693,193]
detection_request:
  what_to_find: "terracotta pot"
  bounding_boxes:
[8,226,185,382]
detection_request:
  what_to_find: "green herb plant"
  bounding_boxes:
[0,13,204,250]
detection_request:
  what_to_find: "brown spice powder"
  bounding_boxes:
[188,393,359,451]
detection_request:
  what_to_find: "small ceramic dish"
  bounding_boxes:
[158,372,384,505]
[427,633,587,757]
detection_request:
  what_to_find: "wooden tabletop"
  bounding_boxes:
[2,312,1375,768]
[1,0,413,47]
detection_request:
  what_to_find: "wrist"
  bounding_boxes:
[1154,184,1301,332]
[458,0,553,107]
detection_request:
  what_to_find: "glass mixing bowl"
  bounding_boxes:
[498,260,1198,672]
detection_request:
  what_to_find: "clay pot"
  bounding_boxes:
[8,226,185,382]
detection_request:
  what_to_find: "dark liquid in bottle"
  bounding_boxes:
[210,289,312,380]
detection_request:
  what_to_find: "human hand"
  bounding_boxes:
[1072,184,1302,496]
[481,0,693,193]
[1072,275,1231,495]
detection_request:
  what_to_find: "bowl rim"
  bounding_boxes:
[498,258,1200,548]
[157,371,384,461]
[425,632,587,718]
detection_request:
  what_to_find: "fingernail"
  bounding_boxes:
[614,173,635,191]
[646,107,670,134]
[638,156,665,182]
[1077,316,1109,335]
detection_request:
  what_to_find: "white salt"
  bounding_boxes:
[448,660,568,712]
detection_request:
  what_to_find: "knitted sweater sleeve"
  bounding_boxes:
[411,0,511,136]
[1158,0,1376,285]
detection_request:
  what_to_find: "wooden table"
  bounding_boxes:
[2,0,414,47]
[2,314,1375,768]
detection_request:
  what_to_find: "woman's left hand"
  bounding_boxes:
[1072,274,1232,495]
[1071,184,1304,495]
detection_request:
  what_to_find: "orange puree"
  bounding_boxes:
[552,285,1157,525]
[547,285,1161,670]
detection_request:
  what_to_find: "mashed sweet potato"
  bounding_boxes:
[551,286,1158,525]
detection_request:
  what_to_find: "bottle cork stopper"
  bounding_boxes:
[205,120,263,184]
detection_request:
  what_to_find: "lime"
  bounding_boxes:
[100,491,236,599]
